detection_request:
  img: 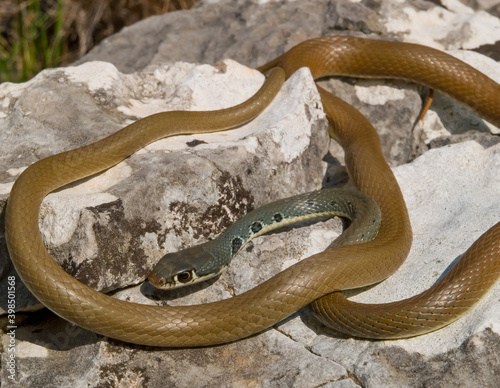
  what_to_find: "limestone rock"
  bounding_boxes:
[2,1,500,387]
[77,0,500,165]
[308,140,500,387]
[0,59,328,312]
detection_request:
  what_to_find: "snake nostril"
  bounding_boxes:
[149,274,164,287]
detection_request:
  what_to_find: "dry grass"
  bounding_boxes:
[0,0,197,83]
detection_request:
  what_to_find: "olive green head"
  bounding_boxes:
[148,244,222,289]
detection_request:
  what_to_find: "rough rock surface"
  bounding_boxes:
[76,0,500,164]
[0,60,329,308]
[1,0,500,387]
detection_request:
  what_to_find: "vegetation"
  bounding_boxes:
[0,0,196,83]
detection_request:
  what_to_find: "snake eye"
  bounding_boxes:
[176,271,193,283]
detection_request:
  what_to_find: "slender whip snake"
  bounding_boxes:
[5,36,500,346]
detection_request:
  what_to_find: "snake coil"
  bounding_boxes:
[5,36,500,346]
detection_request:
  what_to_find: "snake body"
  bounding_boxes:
[5,36,500,346]
[148,188,382,289]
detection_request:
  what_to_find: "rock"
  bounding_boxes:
[77,0,500,70]
[76,0,500,165]
[1,1,500,387]
[0,59,329,311]
[308,140,500,387]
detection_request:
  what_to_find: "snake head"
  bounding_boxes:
[148,244,221,289]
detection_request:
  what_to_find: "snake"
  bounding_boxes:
[148,188,382,289]
[5,36,500,347]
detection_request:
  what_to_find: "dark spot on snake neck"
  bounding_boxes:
[273,213,283,223]
[231,237,243,255]
[186,139,207,147]
[250,221,263,234]
[306,199,315,207]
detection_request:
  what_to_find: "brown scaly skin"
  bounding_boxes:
[5,37,500,346]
